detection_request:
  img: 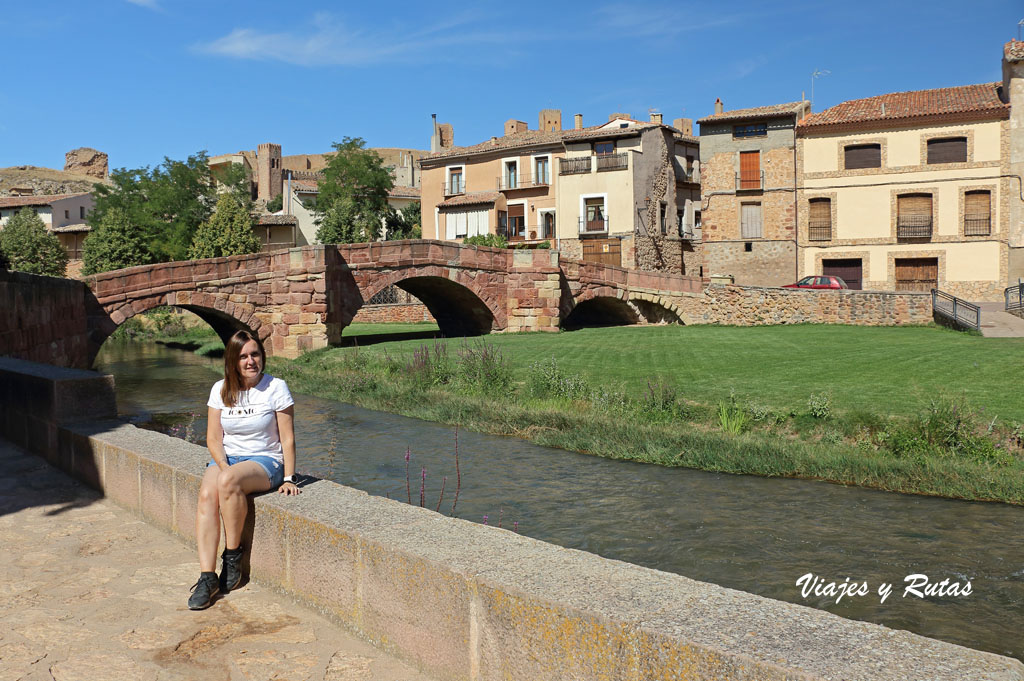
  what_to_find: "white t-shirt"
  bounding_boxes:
[207,374,295,462]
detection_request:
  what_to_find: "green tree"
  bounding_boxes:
[385,201,421,240]
[89,152,216,262]
[314,137,393,244]
[81,207,152,275]
[188,194,262,259]
[0,208,68,277]
[265,194,283,213]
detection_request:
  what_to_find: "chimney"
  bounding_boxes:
[714,98,723,115]
[539,109,562,132]
[431,113,439,153]
[608,112,630,122]
[650,112,663,125]
[574,113,583,130]
[673,117,694,136]
[504,119,528,136]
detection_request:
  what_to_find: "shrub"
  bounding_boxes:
[265,195,283,212]
[807,393,832,419]
[717,394,748,434]
[0,207,68,277]
[454,340,512,393]
[463,233,508,248]
[406,341,454,387]
[641,379,684,417]
[883,397,1008,464]
[526,356,588,400]
[189,194,262,259]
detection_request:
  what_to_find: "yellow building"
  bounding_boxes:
[796,83,1009,299]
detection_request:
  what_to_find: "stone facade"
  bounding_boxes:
[63,147,108,180]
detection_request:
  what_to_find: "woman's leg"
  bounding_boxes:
[196,465,223,572]
[216,460,273,550]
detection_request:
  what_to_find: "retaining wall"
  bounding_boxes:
[1,356,1020,681]
[0,269,92,368]
[351,303,436,324]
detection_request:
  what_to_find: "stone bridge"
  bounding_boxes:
[83,240,704,362]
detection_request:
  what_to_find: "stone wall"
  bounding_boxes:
[2,356,1020,681]
[678,284,933,326]
[704,240,797,287]
[350,303,435,324]
[0,269,91,368]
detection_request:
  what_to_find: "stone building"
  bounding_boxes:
[420,110,701,274]
[0,193,95,276]
[696,99,810,286]
[796,81,1010,298]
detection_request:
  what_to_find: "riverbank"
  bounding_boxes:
[136,318,1024,504]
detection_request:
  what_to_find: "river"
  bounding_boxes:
[94,339,1024,661]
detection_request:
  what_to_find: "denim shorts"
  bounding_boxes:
[207,455,284,488]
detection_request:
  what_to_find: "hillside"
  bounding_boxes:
[0,166,110,196]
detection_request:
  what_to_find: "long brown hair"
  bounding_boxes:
[221,330,266,408]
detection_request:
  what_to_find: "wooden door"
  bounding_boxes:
[822,258,862,290]
[894,258,938,292]
[582,239,621,267]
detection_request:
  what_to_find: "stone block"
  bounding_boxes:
[139,457,176,532]
[173,468,202,542]
[103,443,141,511]
[249,504,291,586]
[71,431,103,491]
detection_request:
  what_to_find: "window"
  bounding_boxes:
[539,211,555,239]
[535,157,550,185]
[508,204,525,238]
[694,210,701,231]
[964,190,991,236]
[897,194,933,239]
[584,198,606,232]
[505,161,518,189]
[739,151,761,190]
[498,210,507,238]
[844,144,881,169]
[677,209,686,235]
[80,206,86,219]
[927,137,967,164]
[659,202,668,235]
[594,141,614,156]
[733,123,767,138]
[740,202,762,238]
[64,210,70,219]
[448,168,464,194]
[444,209,488,240]
[808,198,831,241]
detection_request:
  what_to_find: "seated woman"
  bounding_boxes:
[188,329,301,610]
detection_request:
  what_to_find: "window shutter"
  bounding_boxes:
[739,151,760,186]
[964,191,990,215]
[898,194,932,216]
[809,198,831,223]
[844,144,881,169]
[927,138,967,164]
[740,203,763,238]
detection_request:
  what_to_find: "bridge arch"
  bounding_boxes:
[359,267,507,337]
[561,288,688,330]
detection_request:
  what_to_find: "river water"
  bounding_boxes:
[94,340,1024,661]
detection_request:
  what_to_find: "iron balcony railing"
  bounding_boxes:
[1006,283,1023,311]
[443,181,465,196]
[932,288,980,331]
[964,213,991,236]
[496,174,550,190]
[596,153,628,171]
[736,171,764,191]
[808,220,832,241]
[579,218,608,234]
[897,214,933,239]
[560,157,592,175]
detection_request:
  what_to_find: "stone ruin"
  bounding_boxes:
[64,148,108,179]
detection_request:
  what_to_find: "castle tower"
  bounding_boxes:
[1002,41,1024,281]
[257,143,283,202]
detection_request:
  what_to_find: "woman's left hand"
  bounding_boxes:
[279,481,301,496]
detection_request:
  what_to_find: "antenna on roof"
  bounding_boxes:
[1018,18,1024,40]
[810,69,831,110]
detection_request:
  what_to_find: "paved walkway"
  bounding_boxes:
[0,439,436,681]
[976,301,1024,338]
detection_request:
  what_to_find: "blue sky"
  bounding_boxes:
[2,1,1020,171]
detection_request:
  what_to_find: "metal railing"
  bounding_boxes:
[808,220,832,241]
[932,288,980,331]
[559,157,591,175]
[736,171,763,191]
[579,218,608,234]
[897,214,932,239]
[496,174,550,190]
[443,181,465,196]
[1006,283,1023,311]
[596,153,628,171]
[964,213,991,236]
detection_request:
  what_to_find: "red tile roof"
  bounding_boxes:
[291,179,320,192]
[0,193,90,209]
[697,101,809,124]
[50,222,91,233]
[258,214,298,225]
[797,83,1007,133]
[1005,40,1024,62]
[439,191,501,208]
[388,185,420,199]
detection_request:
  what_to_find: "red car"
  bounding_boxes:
[783,275,849,290]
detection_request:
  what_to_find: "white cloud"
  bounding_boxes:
[193,12,522,67]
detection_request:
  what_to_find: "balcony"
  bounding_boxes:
[579,218,608,235]
[964,213,991,236]
[596,153,628,172]
[559,157,591,175]
[897,214,933,240]
[496,174,550,191]
[808,220,832,241]
[443,181,465,197]
[736,171,763,191]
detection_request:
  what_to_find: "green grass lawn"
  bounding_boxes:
[342,321,439,337]
[339,324,1024,422]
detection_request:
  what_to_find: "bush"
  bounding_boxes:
[265,195,283,213]
[463,233,508,248]
[883,397,1009,464]
[807,393,832,419]
[81,206,151,275]
[717,394,748,434]
[0,207,68,277]
[641,379,684,417]
[405,341,453,387]
[526,356,588,400]
[189,194,262,259]
[454,340,512,393]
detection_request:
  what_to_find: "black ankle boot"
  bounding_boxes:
[220,547,243,593]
